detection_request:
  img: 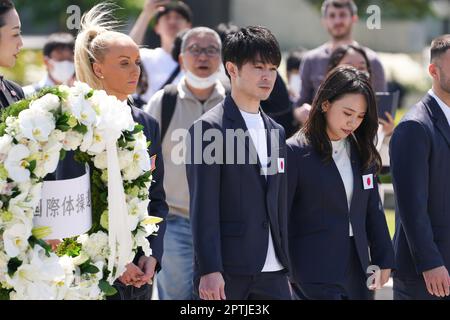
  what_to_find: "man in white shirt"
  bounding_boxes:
[130,0,192,102]
[186,26,291,300]
[145,27,225,300]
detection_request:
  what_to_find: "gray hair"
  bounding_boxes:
[180,27,222,53]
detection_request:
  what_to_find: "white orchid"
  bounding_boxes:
[62,130,83,151]
[0,134,13,161]
[3,223,32,257]
[18,108,55,142]
[80,127,106,155]
[122,148,151,181]
[4,144,31,183]
[127,197,150,231]
[29,93,60,113]
[77,231,109,263]
[68,96,97,126]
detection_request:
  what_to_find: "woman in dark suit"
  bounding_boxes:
[74,4,168,300]
[0,0,24,109]
[286,66,394,300]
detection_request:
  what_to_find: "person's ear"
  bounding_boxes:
[322,101,330,113]
[352,14,359,24]
[179,53,185,71]
[43,56,52,70]
[429,63,439,80]
[92,62,104,79]
[225,62,238,80]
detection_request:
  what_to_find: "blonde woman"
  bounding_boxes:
[74,4,168,300]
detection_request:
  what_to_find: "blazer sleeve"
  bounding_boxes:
[390,120,445,273]
[134,118,168,272]
[186,120,223,276]
[365,172,395,270]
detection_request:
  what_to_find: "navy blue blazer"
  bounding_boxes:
[286,133,394,285]
[390,93,450,278]
[49,103,168,271]
[186,95,290,277]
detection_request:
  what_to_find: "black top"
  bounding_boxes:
[0,78,25,109]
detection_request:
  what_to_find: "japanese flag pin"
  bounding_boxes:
[277,158,285,173]
[150,154,157,172]
[362,174,374,190]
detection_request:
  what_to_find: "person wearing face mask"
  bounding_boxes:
[0,0,24,110]
[144,26,225,300]
[23,32,75,97]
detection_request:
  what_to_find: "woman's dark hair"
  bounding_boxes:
[328,44,371,77]
[0,0,14,28]
[171,29,189,62]
[301,65,381,171]
[136,61,148,96]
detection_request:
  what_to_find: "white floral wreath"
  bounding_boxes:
[0,82,161,300]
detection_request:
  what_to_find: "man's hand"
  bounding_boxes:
[379,112,395,137]
[136,256,158,287]
[46,239,61,251]
[423,266,450,297]
[118,263,145,287]
[294,103,312,126]
[143,0,171,16]
[199,272,226,300]
[368,268,391,290]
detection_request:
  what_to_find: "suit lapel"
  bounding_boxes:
[424,94,450,149]
[223,96,266,188]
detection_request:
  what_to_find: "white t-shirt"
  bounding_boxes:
[240,109,284,272]
[331,138,354,237]
[140,47,183,102]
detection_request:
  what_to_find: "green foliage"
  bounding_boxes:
[56,237,82,257]
[79,260,100,274]
[98,279,118,296]
[28,235,52,257]
[7,257,22,277]
[0,287,11,300]
[306,0,434,20]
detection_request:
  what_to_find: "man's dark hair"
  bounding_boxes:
[222,26,281,78]
[286,48,306,73]
[321,0,357,17]
[430,34,450,63]
[0,0,15,28]
[43,33,75,57]
[155,1,192,24]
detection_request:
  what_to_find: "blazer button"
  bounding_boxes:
[262,221,269,229]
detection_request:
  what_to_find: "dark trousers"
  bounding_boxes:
[194,270,292,300]
[107,281,152,300]
[293,238,374,300]
[394,276,450,300]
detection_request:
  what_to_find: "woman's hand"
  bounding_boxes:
[118,263,145,287]
[379,112,395,137]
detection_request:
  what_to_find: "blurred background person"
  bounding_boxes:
[22,32,75,97]
[130,0,192,102]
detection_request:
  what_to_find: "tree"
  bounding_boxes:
[14,0,145,33]
[306,0,434,20]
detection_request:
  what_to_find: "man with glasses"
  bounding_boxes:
[144,27,225,300]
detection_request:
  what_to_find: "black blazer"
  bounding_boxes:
[287,133,394,285]
[186,95,290,277]
[391,93,450,278]
[0,78,24,108]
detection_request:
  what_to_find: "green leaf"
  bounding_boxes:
[7,257,22,276]
[0,287,11,300]
[73,124,88,135]
[132,124,144,134]
[28,160,36,173]
[28,235,52,257]
[59,149,67,161]
[80,263,100,274]
[99,280,118,296]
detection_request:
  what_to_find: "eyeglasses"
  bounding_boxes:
[186,45,220,57]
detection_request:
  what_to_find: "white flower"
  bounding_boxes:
[135,229,152,257]
[18,108,55,142]
[93,151,107,170]
[80,127,106,155]
[3,223,32,257]
[122,149,151,181]
[5,117,22,140]
[62,130,83,151]
[70,81,92,98]
[4,144,31,183]
[127,197,149,231]
[69,96,97,126]
[0,134,13,161]
[77,231,109,263]
[35,140,62,177]
[29,93,60,113]
[118,149,133,170]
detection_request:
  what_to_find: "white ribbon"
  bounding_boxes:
[105,135,133,284]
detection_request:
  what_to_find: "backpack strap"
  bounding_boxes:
[160,84,179,142]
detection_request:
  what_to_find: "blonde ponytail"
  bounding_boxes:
[74,2,123,89]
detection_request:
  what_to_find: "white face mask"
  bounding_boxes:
[49,60,75,84]
[185,70,218,89]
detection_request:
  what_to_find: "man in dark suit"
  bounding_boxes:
[390,34,450,300]
[186,26,291,300]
